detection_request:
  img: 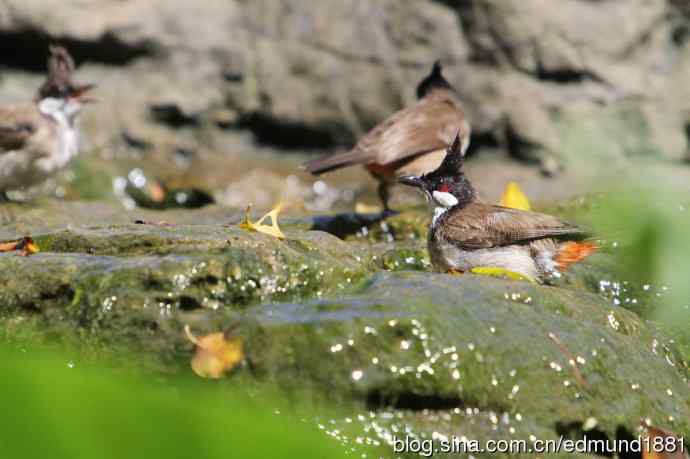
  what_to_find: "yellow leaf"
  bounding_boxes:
[499,181,531,211]
[470,266,538,284]
[22,239,40,256]
[185,325,244,379]
[238,203,285,239]
[0,237,40,257]
[354,202,382,215]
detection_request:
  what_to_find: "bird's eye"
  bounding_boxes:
[436,183,451,193]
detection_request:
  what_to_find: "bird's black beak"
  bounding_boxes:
[398,175,431,200]
[398,175,424,188]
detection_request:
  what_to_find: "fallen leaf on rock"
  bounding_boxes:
[184,325,244,379]
[149,180,166,203]
[500,181,531,211]
[0,237,40,257]
[642,425,688,459]
[354,202,382,215]
[471,266,537,284]
[238,203,285,239]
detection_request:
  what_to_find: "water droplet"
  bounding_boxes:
[364,326,377,335]
[607,312,620,330]
[583,417,598,430]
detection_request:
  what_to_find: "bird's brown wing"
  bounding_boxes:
[0,105,40,153]
[303,92,467,174]
[0,123,37,152]
[355,93,467,165]
[441,202,585,250]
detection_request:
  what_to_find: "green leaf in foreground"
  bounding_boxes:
[0,345,347,459]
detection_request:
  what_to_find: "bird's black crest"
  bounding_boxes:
[437,130,465,174]
[416,60,454,99]
[36,45,77,100]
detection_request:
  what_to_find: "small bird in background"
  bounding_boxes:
[0,45,95,201]
[398,133,597,283]
[303,61,470,212]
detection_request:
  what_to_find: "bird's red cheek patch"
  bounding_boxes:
[437,183,451,193]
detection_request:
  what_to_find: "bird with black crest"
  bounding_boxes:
[0,45,96,201]
[399,132,597,283]
[303,60,470,213]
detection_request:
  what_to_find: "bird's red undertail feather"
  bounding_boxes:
[555,241,598,271]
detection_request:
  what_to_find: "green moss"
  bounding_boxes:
[3,200,689,458]
[63,156,116,201]
[244,272,690,453]
[379,244,429,271]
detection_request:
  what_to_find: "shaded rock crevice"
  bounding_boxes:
[555,421,652,459]
[234,112,352,150]
[366,390,464,411]
[0,29,156,72]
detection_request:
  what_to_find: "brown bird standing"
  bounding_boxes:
[398,133,597,283]
[303,61,470,211]
[0,46,95,201]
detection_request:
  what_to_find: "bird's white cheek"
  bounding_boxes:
[432,191,458,208]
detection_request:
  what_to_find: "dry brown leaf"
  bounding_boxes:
[238,202,285,239]
[643,425,687,459]
[148,180,166,203]
[184,325,244,379]
[0,237,40,257]
[499,181,531,211]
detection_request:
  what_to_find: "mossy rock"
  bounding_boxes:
[1,202,688,458]
[244,271,690,458]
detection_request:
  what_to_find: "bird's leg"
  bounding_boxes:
[377,180,391,212]
[377,180,400,219]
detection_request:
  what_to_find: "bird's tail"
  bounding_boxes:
[555,241,598,271]
[302,150,368,175]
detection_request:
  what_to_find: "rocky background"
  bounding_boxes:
[1,0,689,208]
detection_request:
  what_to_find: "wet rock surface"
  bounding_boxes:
[0,202,688,457]
[248,272,689,455]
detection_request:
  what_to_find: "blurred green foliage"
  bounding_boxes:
[63,156,115,201]
[590,188,690,356]
[0,343,349,459]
